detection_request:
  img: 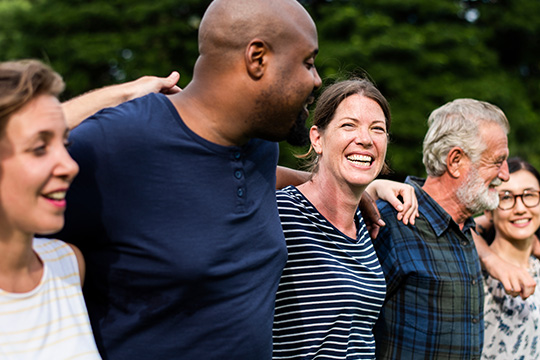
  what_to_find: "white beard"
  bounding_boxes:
[456,166,501,215]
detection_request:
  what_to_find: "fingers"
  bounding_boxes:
[500,271,536,299]
[395,186,418,226]
[521,285,536,299]
[160,71,182,94]
[519,277,536,300]
[167,71,180,82]
[399,205,418,226]
[502,280,521,298]
[367,223,381,240]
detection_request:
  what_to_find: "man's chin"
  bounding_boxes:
[285,113,309,147]
[286,129,309,147]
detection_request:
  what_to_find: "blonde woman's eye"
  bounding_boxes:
[31,144,47,156]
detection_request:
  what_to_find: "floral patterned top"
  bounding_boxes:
[482,256,540,360]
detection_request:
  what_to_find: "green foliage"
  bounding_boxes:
[1,0,540,178]
[303,0,540,180]
[0,0,210,99]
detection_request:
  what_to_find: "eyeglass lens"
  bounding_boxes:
[498,190,540,210]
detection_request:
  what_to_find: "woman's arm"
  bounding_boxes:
[62,71,181,129]
[365,179,419,225]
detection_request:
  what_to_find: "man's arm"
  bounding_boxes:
[62,71,181,129]
[275,166,385,237]
[275,167,419,238]
[275,165,310,189]
[471,230,536,299]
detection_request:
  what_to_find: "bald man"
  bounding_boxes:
[57,0,321,359]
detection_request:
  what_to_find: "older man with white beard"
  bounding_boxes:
[372,98,536,360]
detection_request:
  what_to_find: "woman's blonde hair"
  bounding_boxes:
[0,59,64,134]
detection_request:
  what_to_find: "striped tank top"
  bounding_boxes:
[273,186,386,359]
[0,238,101,359]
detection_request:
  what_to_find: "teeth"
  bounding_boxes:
[347,154,372,163]
[45,191,66,200]
[513,219,529,224]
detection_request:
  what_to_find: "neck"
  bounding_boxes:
[169,79,251,147]
[298,173,364,238]
[423,175,471,227]
[490,235,534,269]
[0,230,42,293]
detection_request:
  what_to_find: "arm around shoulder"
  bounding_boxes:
[472,230,536,299]
[62,71,181,129]
[276,166,310,189]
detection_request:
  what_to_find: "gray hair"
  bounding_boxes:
[422,98,510,177]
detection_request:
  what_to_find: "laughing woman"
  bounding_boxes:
[0,60,101,359]
[273,79,412,359]
[477,157,540,360]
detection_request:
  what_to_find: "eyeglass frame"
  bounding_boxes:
[497,189,540,210]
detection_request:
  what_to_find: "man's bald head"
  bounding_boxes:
[198,0,316,67]
[180,0,321,146]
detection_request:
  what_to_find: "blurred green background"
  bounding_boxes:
[2,0,540,181]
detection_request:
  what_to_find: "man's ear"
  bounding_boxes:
[245,39,268,79]
[447,146,467,178]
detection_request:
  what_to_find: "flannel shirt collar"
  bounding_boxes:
[405,176,477,237]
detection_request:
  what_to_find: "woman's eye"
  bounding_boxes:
[33,145,47,156]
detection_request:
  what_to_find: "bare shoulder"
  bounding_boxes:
[66,243,86,285]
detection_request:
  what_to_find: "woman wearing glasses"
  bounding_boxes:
[475,157,540,359]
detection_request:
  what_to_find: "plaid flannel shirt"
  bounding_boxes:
[373,177,484,360]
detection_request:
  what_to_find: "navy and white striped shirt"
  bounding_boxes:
[273,186,386,360]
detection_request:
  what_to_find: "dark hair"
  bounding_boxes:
[300,78,391,173]
[507,157,540,185]
[0,59,64,135]
[482,156,540,243]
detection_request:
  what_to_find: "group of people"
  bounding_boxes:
[1,0,539,359]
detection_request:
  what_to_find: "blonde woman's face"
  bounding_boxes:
[0,95,78,237]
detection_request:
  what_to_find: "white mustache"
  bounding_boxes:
[490,177,503,187]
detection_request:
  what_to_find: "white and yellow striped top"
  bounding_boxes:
[0,238,101,359]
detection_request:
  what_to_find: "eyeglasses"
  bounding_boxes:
[498,189,540,210]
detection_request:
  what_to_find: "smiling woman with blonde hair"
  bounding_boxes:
[0,59,101,359]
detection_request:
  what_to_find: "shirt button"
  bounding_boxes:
[234,170,242,179]
[471,279,477,285]
[461,240,469,246]
[472,317,479,324]
[234,152,241,159]
[237,188,244,197]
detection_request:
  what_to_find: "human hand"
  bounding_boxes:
[124,71,181,101]
[365,179,419,226]
[359,191,385,239]
[478,234,536,299]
